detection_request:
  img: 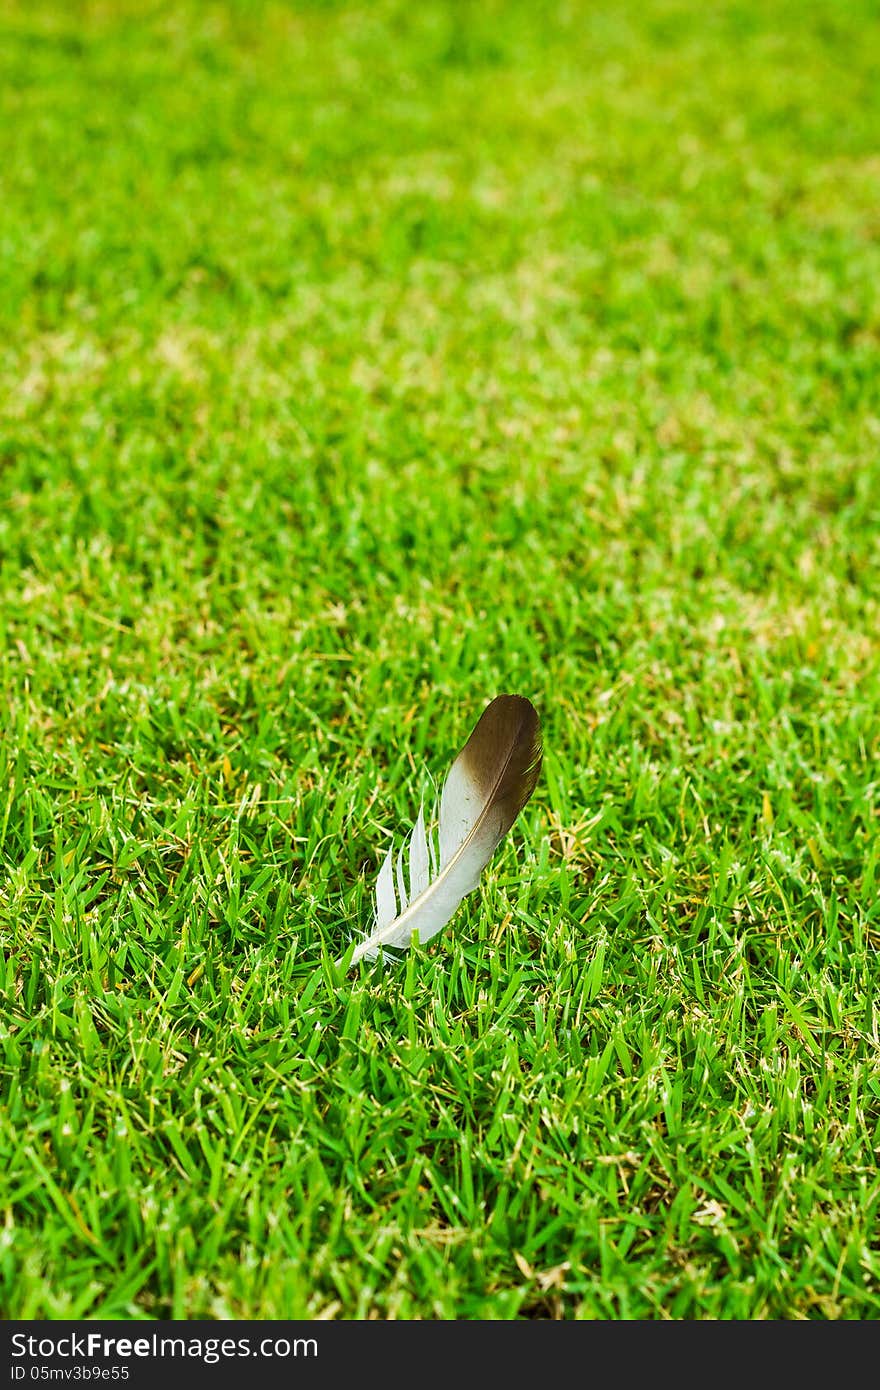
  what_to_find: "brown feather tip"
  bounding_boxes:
[458,694,543,832]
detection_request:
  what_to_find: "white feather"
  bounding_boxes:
[348,695,542,967]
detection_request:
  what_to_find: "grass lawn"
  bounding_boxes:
[1,0,879,1320]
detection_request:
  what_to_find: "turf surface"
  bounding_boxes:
[1,0,879,1319]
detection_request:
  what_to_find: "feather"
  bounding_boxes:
[349,694,542,967]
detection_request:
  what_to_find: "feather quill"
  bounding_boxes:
[349,694,542,967]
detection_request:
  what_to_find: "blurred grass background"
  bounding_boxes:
[1,0,879,1318]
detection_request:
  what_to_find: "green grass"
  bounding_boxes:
[1,0,880,1320]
